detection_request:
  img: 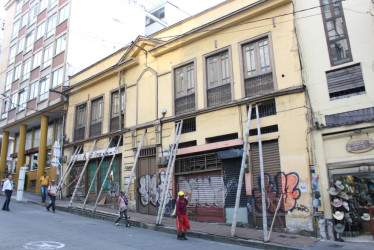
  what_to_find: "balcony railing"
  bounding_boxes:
[89,122,102,137]
[245,72,274,97]
[74,127,85,141]
[207,83,231,107]
[175,93,195,115]
[110,115,124,132]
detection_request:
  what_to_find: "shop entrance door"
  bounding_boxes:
[136,155,157,215]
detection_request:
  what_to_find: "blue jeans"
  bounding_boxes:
[47,195,56,211]
[2,190,12,210]
[41,186,48,202]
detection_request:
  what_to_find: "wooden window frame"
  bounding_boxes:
[320,0,352,66]
[202,46,234,108]
[172,59,197,115]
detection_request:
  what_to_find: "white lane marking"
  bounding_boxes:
[23,241,65,249]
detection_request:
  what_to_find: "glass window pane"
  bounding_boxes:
[208,56,218,88]
[327,17,345,41]
[330,39,350,63]
[47,124,53,146]
[221,52,230,85]
[322,0,332,19]
[33,128,40,147]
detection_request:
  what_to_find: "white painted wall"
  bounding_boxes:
[293,0,374,122]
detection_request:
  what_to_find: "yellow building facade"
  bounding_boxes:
[65,0,314,234]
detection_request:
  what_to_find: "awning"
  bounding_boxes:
[216,149,242,160]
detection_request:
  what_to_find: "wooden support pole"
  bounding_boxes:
[125,129,146,197]
[156,122,180,224]
[93,136,122,212]
[57,145,81,196]
[82,138,114,210]
[256,104,268,242]
[268,194,283,241]
[69,141,97,207]
[231,103,252,237]
[158,120,183,225]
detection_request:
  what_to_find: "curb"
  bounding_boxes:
[24,199,299,250]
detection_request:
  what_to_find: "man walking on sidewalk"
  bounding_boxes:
[176,191,190,240]
[39,172,50,203]
[2,175,14,211]
[114,190,130,227]
[46,179,58,213]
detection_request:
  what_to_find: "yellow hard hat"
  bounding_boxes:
[178,191,185,196]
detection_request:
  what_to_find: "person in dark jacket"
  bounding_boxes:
[176,190,190,240]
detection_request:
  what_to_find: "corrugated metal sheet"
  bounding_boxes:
[177,171,224,223]
[325,107,374,127]
[250,140,284,228]
[326,64,364,94]
[223,158,246,207]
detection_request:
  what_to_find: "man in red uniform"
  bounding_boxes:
[176,190,190,240]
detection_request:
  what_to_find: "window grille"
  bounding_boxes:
[249,125,279,136]
[250,99,276,119]
[206,133,238,144]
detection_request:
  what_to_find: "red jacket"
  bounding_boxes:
[176,197,188,217]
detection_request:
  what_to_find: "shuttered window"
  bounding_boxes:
[326,64,365,99]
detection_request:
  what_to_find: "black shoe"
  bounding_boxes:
[177,235,183,240]
[181,233,188,240]
[46,207,50,211]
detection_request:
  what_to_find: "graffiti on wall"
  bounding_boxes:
[252,172,301,212]
[177,176,226,208]
[107,181,120,198]
[138,173,158,206]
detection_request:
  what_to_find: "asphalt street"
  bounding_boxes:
[0,196,258,250]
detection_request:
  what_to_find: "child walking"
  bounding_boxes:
[115,190,130,227]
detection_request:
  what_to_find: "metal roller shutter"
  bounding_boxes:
[250,140,285,228]
[177,171,224,223]
[223,158,246,207]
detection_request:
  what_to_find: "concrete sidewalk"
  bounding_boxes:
[11,191,374,250]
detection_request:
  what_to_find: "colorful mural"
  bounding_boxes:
[253,172,301,212]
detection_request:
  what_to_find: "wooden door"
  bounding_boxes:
[136,156,157,215]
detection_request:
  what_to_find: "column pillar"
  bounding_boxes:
[0,131,9,180]
[36,116,48,195]
[15,124,27,188]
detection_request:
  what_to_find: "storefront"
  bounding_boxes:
[175,152,225,223]
[323,127,374,241]
[329,170,374,240]
[69,146,122,203]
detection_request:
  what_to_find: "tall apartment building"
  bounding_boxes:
[294,0,374,240]
[0,0,145,194]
